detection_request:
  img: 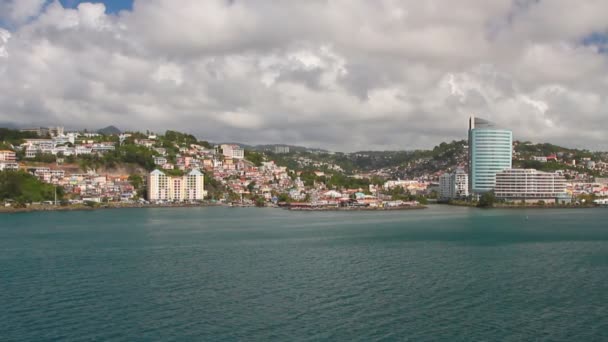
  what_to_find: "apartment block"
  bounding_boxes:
[221,144,245,159]
[147,169,205,203]
[439,169,469,200]
[0,150,16,162]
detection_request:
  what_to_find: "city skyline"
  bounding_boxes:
[2,1,608,151]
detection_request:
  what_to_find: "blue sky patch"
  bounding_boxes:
[59,0,133,14]
[582,32,608,53]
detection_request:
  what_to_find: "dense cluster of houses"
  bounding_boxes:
[3,126,608,206]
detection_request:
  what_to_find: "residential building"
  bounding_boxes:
[185,169,205,201]
[91,143,116,154]
[221,144,244,159]
[0,150,16,162]
[147,169,205,203]
[468,116,513,194]
[154,156,168,165]
[20,126,64,137]
[48,127,64,137]
[0,162,19,171]
[148,169,170,202]
[495,169,569,203]
[274,145,290,154]
[439,169,469,200]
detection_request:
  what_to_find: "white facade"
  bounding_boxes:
[274,146,290,154]
[148,169,170,202]
[0,150,16,162]
[439,169,469,200]
[0,162,19,171]
[495,169,568,202]
[154,156,168,165]
[221,144,245,159]
[185,169,205,201]
[147,169,205,203]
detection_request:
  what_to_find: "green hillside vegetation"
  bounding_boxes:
[0,170,64,204]
[515,141,594,159]
[244,150,264,166]
[0,128,40,147]
[61,130,213,171]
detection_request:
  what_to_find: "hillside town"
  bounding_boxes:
[1,119,608,210]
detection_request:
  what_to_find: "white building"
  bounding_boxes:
[147,169,205,203]
[495,169,568,203]
[274,146,290,154]
[154,156,168,165]
[0,162,19,171]
[0,150,16,162]
[75,146,93,155]
[184,169,205,201]
[91,143,116,154]
[221,144,245,159]
[439,169,469,200]
[148,170,170,202]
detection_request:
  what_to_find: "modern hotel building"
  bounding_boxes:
[494,169,569,203]
[468,116,513,194]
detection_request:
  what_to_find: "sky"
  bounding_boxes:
[1,0,608,152]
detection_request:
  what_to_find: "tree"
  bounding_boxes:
[478,192,496,208]
[253,195,266,207]
[128,174,145,198]
[277,193,290,203]
[0,170,64,203]
[128,174,144,189]
[245,150,264,167]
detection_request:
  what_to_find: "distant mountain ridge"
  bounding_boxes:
[97,125,121,135]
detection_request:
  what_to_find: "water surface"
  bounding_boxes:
[1,206,607,341]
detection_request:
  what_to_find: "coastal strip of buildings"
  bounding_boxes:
[440,116,570,204]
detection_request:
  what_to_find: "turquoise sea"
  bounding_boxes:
[1,205,608,341]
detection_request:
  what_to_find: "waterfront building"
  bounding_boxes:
[221,144,245,159]
[494,169,569,203]
[147,169,205,203]
[148,169,170,202]
[468,116,513,194]
[439,169,469,200]
[185,169,205,201]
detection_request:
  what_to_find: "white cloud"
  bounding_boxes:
[0,0,608,151]
[0,0,46,25]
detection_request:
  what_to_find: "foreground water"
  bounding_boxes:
[1,205,608,341]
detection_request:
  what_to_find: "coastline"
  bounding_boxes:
[286,205,427,211]
[0,202,428,214]
[1,202,602,214]
[0,202,226,214]
[439,202,599,209]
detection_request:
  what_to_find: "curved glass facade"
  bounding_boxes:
[468,117,513,194]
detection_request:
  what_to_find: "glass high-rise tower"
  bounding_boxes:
[468,116,513,194]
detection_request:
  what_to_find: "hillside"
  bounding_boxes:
[97,125,121,135]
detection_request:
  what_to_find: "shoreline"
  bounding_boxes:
[439,202,599,209]
[286,205,427,211]
[1,202,603,214]
[0,202,227,214]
